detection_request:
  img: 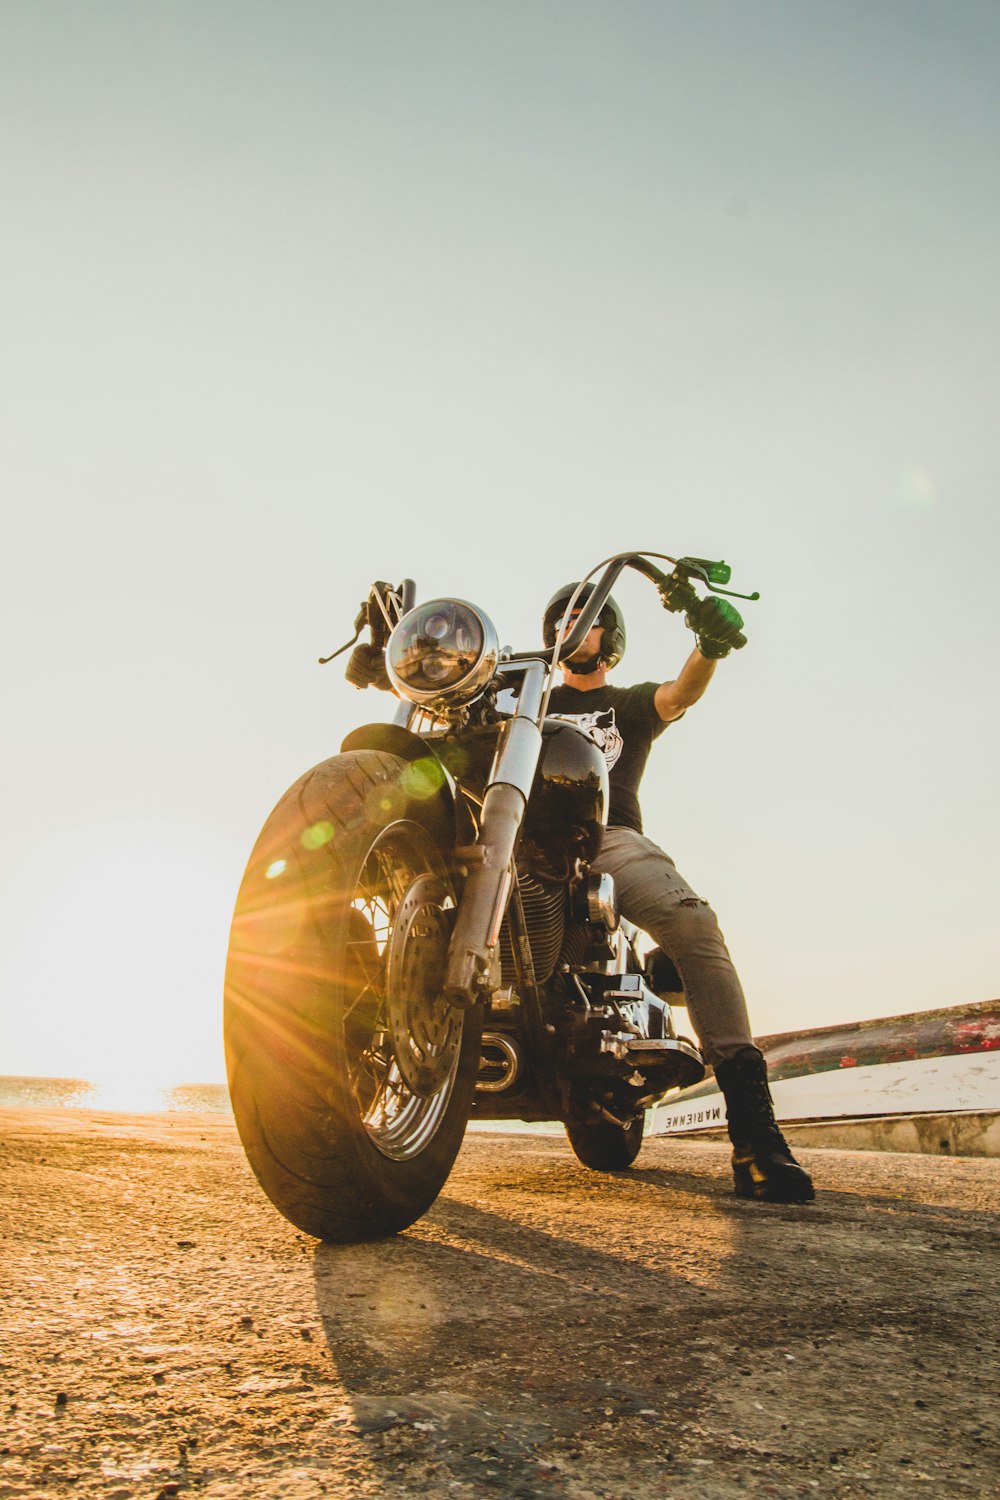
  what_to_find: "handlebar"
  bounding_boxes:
[321,551,759,687]
[506,550,759,666]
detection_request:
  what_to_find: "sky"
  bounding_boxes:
[1,0,997,1086]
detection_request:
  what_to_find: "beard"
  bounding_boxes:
[566,647,603,673]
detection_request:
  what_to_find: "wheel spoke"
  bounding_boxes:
[338,823,465,1161]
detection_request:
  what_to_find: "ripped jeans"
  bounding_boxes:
[593,826,755,1067]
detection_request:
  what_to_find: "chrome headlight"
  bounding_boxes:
[386,599,499,709]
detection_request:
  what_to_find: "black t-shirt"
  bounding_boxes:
[546,681,670,833]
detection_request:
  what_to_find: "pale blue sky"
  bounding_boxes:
[2,1,997,1081]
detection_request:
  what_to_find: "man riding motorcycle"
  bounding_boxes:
[544,582,815,1204]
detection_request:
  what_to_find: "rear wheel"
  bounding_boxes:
[565,1096,645,1171]
[224,751,482,1242]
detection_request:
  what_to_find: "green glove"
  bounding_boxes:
[685,596,746,658]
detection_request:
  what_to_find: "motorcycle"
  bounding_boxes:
[223,550,757,1242]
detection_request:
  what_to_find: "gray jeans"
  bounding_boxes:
[593,826,754,1067]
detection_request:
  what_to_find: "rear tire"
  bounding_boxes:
[224,750,482,1242]
[565,1098,645,1172]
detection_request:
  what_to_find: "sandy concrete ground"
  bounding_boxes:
[1,1109,997,1500]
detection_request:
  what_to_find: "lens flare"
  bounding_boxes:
[895,465,936,512]
[400,757,446,801]
[301,821,336,850]
[364,781,407,827]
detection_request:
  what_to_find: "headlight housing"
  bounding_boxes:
[386,599,500,709]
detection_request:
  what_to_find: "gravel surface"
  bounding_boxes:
[1,1108,997,1499]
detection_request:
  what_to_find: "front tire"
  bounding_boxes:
[224,751,482,1242]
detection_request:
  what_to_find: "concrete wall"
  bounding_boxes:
[648,999,1000,1156]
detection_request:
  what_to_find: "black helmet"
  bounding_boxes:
[542,582,626,669]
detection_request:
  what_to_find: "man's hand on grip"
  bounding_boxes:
[345,643,392,690]
[685,596,746,659]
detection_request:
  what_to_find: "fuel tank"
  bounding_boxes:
[520,718,609,875]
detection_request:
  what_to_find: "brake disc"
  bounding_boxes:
[385,874,463,1097]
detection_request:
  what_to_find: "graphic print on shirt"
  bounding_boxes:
[550,708,624,772]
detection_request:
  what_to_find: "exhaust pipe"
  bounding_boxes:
[476,1033,523,1093]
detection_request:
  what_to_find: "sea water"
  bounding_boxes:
[0,1075,561,1131]
[0,1076,232,1114]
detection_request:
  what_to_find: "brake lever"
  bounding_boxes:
[318,578,411,669]
[318,609,366,665]
[639,556,759,616]
[675,556,760,602]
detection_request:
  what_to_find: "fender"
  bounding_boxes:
[340,722,471,850]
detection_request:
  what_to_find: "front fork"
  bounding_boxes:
[442,661,547,1004]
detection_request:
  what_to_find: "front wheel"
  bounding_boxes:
[224,751,482,1242]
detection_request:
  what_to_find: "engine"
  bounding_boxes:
[499,868,566,985]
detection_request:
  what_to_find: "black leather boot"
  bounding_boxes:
[714,1046,815,1203]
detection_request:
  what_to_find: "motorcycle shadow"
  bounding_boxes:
[306,1140,995,1496]
[309,1159,751,1491]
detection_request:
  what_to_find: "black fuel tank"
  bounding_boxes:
[520,718,609,874]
